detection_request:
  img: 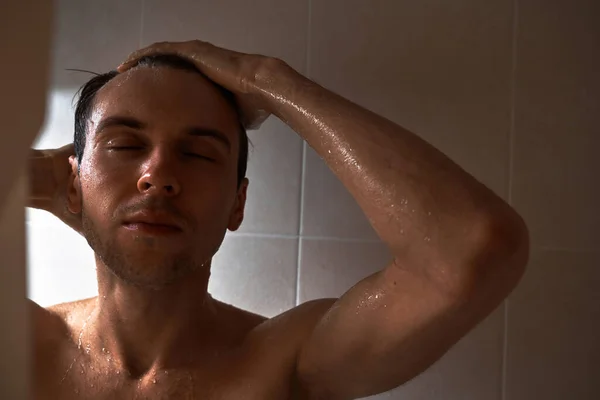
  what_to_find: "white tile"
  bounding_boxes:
[209,234,297,317]
[511,0,600,250]
[506,250,600,400]
[301,146,379,240]
[35,0,142,149]
[304,0,513,239]
[237,118,302,235]
[51,0,142,88]
[298,238,391,302]
[26,221,97,307]
[142,0,308,72]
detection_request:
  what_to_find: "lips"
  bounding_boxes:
[122,210,184,234]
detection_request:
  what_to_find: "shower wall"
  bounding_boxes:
[27,1,599,399]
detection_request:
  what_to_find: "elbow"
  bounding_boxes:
[486,208,530,270]
[445,210,530,302]
[466,209,530,297]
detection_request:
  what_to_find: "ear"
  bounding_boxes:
[227,178,248,231]
[67,155,82,215]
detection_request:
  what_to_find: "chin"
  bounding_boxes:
[100,249,205,290]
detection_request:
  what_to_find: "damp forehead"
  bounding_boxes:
[86,67,239,139]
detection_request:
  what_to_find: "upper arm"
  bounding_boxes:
[295,233,528,399]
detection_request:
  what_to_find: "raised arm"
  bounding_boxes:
[118,41,529,399]
[266,63,529,398]
[28,144,82,233]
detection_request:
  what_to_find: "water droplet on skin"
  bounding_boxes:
[400,229,404,234]
[80,369,84,374]
[411,209,415,213]
[90,384,94,388]
[424,236,431,242]
[427,211,432,216]
[102,347,106,353]
[116,370,120,375]
[164,370,169,375]
[152,379,157,384]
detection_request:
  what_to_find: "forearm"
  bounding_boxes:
[27,149,55,210]
[257,61,523,266]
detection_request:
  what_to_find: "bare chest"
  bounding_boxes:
[39,353,299,400]
[37,337,303,400]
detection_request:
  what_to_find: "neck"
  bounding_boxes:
[87,256,219,377]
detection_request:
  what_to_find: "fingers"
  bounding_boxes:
[117,42,177,72]
[117,40,214,72]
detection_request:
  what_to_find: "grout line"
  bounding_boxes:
[305,0,312,78]
[226,231,297,239]
[506,0,518,207]
[502,299,509,400]
[226,231,383,244]
[296,141,308,306]
[139,0,145,47]
[296,0,312,306]
[538,246,600,254]
[502,1,520,399]
[24,220,383,243]
[296,235,304,306]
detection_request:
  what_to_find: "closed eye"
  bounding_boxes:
[185,153,215,161]
[108,146,143,151]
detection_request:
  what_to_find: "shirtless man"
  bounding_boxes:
[28,41,529,399]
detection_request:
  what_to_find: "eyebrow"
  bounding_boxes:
[95,115,231,151]
[95,116,146,134]
[186,127,231,151]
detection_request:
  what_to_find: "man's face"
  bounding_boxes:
[70,66,246,289]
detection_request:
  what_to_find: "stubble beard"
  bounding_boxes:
[81,207,211,291]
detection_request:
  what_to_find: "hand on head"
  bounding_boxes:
[118,40,274,130]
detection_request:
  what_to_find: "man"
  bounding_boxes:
[29,41,529,399]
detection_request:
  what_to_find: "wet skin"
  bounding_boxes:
[31,41,529,400]
[33,66,334,400]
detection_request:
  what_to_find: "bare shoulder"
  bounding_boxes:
[33,297,97,361]
[247,298,337,350]
[46,296,97,327]
[216,297,336,352]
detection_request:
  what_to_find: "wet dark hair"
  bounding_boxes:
[73,54,249,187]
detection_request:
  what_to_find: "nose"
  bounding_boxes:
[137,150,181,197]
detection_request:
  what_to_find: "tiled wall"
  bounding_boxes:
[27,0,599,399]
